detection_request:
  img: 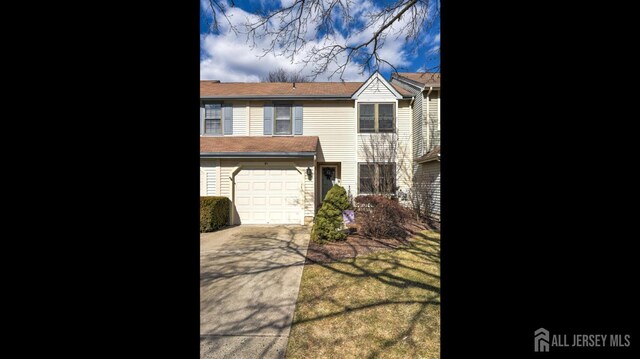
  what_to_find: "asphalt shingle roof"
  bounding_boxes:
[200,136,319,153]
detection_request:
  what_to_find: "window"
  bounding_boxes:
[359,104,375,133]
[358,103,395,133]
[359,163,396,194]
[275,105,292,135]
[204,104,222,135]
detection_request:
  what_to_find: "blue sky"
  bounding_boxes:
[200,0,440,82]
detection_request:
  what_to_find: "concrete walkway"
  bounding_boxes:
[200,225,310,359]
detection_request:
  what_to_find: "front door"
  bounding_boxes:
[320,166,337,202]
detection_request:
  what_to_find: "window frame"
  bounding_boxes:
[274,104,293,135]
[204,103,223,136]
[358,102,396,133]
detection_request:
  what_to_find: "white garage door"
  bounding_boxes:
[234,167,302,224]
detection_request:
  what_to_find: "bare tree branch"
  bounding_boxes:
[204,0,440,80]
[204,0,237,35]
[261,67,310,82]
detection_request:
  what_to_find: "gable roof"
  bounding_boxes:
[393,72,441,87]
[200,136,318,156]
[201,79,413,99]
[351,72,404,99]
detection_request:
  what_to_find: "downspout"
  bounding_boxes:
[425,86,433,153]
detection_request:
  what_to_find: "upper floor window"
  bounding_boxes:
[358,103,395,133]
[275,105,292,135]
[204,104,222,135]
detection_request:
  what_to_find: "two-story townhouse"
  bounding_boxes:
[200,72,416,225]
[389,72,441,220]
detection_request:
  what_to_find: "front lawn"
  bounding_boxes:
[286,230,440,359]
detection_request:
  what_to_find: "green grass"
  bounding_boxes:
[286,231,440,359]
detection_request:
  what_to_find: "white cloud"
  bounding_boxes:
[200,0,436,81]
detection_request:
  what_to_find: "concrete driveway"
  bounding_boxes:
[200,225,310,359]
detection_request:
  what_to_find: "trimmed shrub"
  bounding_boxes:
[200,196,230,232]
[355,195,411,238]
[311,184,351,242]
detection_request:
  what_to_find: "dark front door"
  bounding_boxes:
[321,166,337,201]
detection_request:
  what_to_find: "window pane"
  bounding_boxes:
[275,119,291,134]
[359,104,375,132]
[275,106,291,120]
[379,118,394,131]
[359,165,375,193]
[378,104,393,117]
[205,104,221,119]
[360,104,374,116]
[360,165,372,177]
[378,164,396,193]
[379,104,394,132]
[360,119,375,132]
[205,119,221,134]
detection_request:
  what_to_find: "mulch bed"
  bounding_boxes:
[305,219,434,264]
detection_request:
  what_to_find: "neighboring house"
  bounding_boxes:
[390,72,441,220]
[200,72,433,225]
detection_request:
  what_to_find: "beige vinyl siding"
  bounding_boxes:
[217,158,315,223]
[303,101,358,201]
[412,92,424,157]
[231,101,247,135]
[200,159,219,196]
[358,79,399,101]
[356,100,412,195]
[396,100,413,192]
[200,169,206,195]
[219,162,233,199]
[425,90,440,151]
[417,161,440,219]
[249,101,265,135]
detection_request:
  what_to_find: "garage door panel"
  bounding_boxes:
[235,197,250,206]
[269,197,282,205]
[253,182,266,191]
[252,196,267,206]
[236,182,250,191]
[235,167,303,224]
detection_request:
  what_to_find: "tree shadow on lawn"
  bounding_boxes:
[200,227,440,358]
[293,230,441,358]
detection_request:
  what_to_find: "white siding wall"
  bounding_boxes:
[303,101,358,203]
[417,161,440,218]
[231,101,247,136]
[200,159,219,196]
[425,90,440,151]
[396,100,413,192]
[249,101,265,135]
[412,90,424,157]
[355,96,412,196]
[358,78,399,101]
